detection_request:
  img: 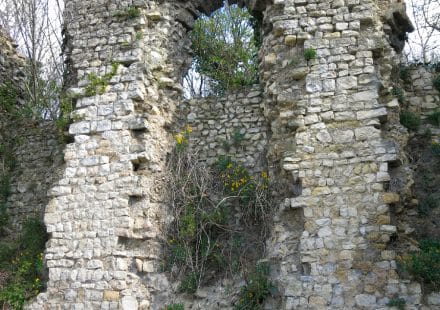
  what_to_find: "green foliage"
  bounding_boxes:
[0,218,48,309]
[387,296,406,310]
[433,75,440,93]
[84,63,119,97]
[0,174,11,203]
[418,193,439,216]
[401,239,440,289]
[55,96,74,133]
[392,86,405,103]
[221,129,246,151]
[166,138,272,296]
[400,111,421,131]
[113,6,141,19]
[426,111,440,127]
[165,303,185,310]
[135,31,144,41]
[431,141,440,157]
[231,129,245,147]
[0,203,8,236]
[179,272,198,294]
[0,82,19,116]
[190,3,258,95]
[218,157,256,203]
[400,66,412,86]
[235,263,276,310]
[304,48,317,61]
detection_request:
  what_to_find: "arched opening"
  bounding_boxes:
[183,1,262,98]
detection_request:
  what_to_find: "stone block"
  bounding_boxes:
[104,290,120,301]
[382,193,400,204]
[285,35,297,46]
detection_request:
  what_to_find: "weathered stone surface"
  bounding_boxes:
[18,0,430,309]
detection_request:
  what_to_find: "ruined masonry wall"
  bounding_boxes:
[29,1,197,308]
[24,0,437,309]
[260,0,423,309]
[7,123,64,230]
[404,65,440,118]
[179,85,268,172]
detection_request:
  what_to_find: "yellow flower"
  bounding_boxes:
[175,133,186,145]
[261,171,268,180]
[227,163,233,169]
[185,125,193,133]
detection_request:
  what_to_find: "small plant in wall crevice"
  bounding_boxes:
[304,48,317,62]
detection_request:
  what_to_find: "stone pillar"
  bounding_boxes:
[29,1,197,308]
[259,0,421,308]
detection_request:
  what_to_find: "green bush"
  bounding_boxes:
[0,218,48,309]
[235,263,276,310]
[166,141,272,296]
[84,62,118,97]
[432,142,440,157]
[190,4,258,95]
[400,66,412,86]
[113,6,141,19]
[418,193,439,216]
[427,111,440,127]
[392,86,405,103]
[387,296,406,310]
[165,304,185,310]
[179,272,198,294]
[304,48,317,61]
[402,239,440,289]
[400,111,421,131]
[0,82,19,115]
[433,75,440,93]
[0,203,8,236]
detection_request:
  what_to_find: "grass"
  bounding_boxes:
[400,111,420,131]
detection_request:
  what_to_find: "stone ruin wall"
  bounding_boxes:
[178,85,268,172]
[6,123,64,231]
[0,0,431,309]
[404,65,440,118]
[0,29,65,232]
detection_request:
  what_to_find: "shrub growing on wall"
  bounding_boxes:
[188,1,259,96]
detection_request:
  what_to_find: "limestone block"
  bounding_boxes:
[355,294,376,307]
[336,76,357,90]
[332,129,354,144]
[146,11,161,21]
[382,193,400,204]
[264,53,277,66]
[104,290,120,301]
[69,121,91,135]
[285,35,297,46]
[356,107,387,120]
[121,296,138,310]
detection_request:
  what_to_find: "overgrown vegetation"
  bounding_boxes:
[387,296,406,310]
[400,111,421,131]
[303,48,317,61]
[433,74,440,93]
[84,63,119,97]
[165,303,185,310]
[0,218,48,309]
[400,239,440,290]
[426,111,440,126]
[392,86,406,103]
[113,6,142,19]
[418,192,440,216]
[234,262,276,310]
[165,127,273,302]
[188,2,259,96]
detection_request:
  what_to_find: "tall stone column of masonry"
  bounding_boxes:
[28,1,196,309]
[260,0,421,308]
